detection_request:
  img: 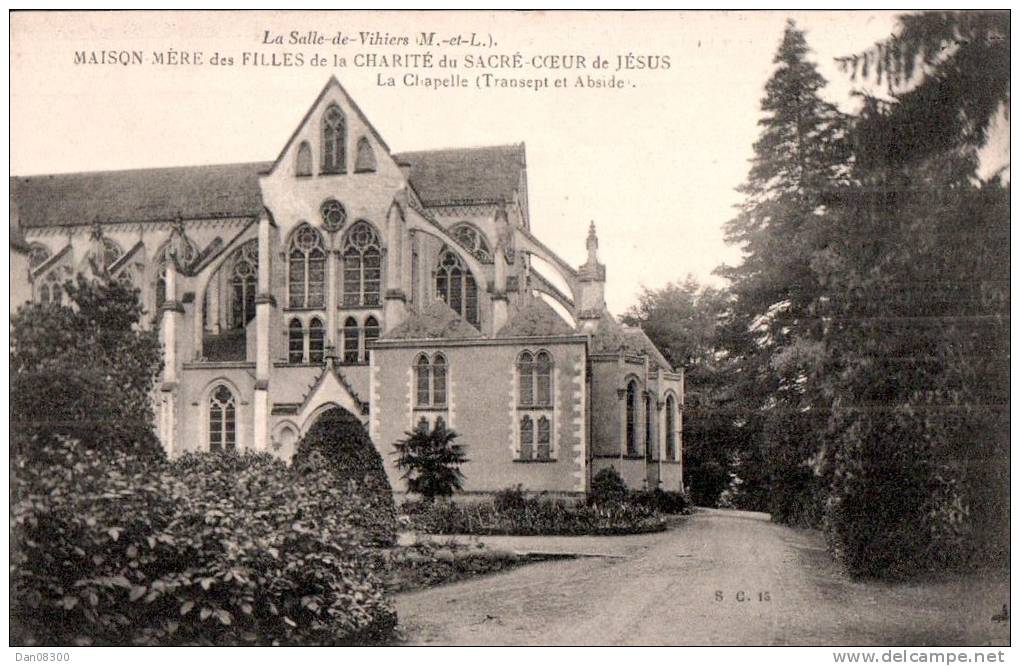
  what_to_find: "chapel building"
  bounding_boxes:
[9,77,683,495]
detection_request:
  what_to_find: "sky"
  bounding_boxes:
[12,10,1001,314]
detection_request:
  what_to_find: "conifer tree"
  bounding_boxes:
[719,21,848,522]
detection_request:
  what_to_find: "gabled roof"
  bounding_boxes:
[622,325,673,371]
[497,297,575,338]
[10,163,271,229]
[382,301,482,340]
[392,143,526,207]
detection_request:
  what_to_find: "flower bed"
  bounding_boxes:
[378,540,544,594]
[403,493,667,536]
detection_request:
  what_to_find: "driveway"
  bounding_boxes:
[394,509,1009,646]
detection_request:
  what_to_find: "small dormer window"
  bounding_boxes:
[322,104,346,174]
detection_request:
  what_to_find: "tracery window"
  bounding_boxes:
[450,223,493,263]
[295,141,313,177]
[665,395,678,461]
[342,316,360,364]
[435,249,478,327]
[354,137,377,173]
[322,104,346,174]
[288,224,326,308]
[230,240,258,329]
[208,385,237,452]
[309,318,325,364]
[625,380,639,456]
[342,221,382,307]
[414,352,448,408]
[288,319,304,363]
[28,244,50,269]
[40,272,63,305]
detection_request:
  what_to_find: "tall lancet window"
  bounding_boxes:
[435,249,478,327]
[288,223,326,308]
[322,104,346,174]
[230,240,258,329]
[208,385,237,452]
[342,221,382,307]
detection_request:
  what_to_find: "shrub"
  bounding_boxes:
[392,421,468,501]
[629,488,694,515]
[404,493,665,536]
[492,484,529,513]
[11,437,396,646]
[292,407,397,547]
[589,467,629,506]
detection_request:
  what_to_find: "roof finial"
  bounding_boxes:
[586,221,599,263]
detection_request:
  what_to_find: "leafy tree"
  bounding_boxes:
[717,20,849,523]
[10,274,164,459]
[392,421,468,501]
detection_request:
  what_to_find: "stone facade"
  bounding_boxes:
[9,77,683,495]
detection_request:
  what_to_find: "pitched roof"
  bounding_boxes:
[586,309,673,371]
[11,142,526,229]
[382,301,482,340]
[392,144,525,207]
[10,221,31,253]
[497,297,575,338]
[10,162,272,229]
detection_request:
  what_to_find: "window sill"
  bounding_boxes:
[517,404,553,410]
[340,303,383,310]
[413,406,449,412]
[282,306,326,313]
[513,458,558,464]
[319,170,347,176]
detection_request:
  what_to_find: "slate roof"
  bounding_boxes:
[10,163,273,229]
[497,297,576,338]
[382,301,482,340]
[587,309,673,371]
[392,144,525,207]
[11,142,526,229]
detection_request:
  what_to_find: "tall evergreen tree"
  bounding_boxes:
[718,21,849,523]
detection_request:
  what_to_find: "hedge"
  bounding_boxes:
[10,435,395,646]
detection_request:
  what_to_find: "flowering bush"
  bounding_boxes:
[11,436,396,646]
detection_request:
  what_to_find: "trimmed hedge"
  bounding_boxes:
[292,407,397,547]
[404,493,666,536]
[11,436,395,646]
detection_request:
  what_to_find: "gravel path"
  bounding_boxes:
[394,509,1009,646]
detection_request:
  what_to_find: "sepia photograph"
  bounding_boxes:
[7,9,1011,653]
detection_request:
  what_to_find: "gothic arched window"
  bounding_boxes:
[288,318,304,363]
[40,272,63,305]
[535,351,553,406]
[415,354,431,407]
[288,223,326,308]
[309,318,325,364]
[435,249,478,326]
[625,380,639,456]
[363,315,380,362]
[295,141,313,177]
[342,221,382,307]
[342,316,360,364]
[665,394,678,461]
[354,136,377,173]
[644,393,654,461]
[28,243,50,269]
[208,385,237,452]
[450,223,493,263]
[322,104,346,174]
[230,240,258,329]
[432,354,447,406]
[517,351,534,406]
